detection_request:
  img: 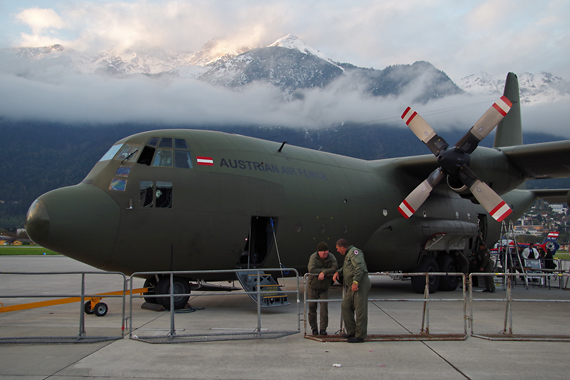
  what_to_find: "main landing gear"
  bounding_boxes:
[143,275,191,310]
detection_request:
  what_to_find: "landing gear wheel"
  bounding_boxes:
[84,301,94,315]
[143,277,158,304]
[437,255,459,291]
[93,302,108,317]
[411,256,440,294]
[155,276,191,310]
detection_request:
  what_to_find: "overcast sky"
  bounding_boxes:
[1,0,569,137]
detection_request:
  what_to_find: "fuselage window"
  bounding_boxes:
[139,181,172,208]
[156,181,172,208]
[140,181,153,207]
[115,166,131,177]
[152,149,173,167]
[109,179,127,191]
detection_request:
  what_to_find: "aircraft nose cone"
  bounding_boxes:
[25,184,120,269]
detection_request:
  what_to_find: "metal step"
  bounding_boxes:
[236,271,289,307]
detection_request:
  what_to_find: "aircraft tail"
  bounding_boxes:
[493,72,523,148]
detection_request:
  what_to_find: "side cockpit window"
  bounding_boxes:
[99,143,141,162]
[139,181,172,208]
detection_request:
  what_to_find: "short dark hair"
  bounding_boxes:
[336,238,350,248]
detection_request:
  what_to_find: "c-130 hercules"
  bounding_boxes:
[26,73,570,309]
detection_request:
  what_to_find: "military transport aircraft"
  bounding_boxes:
[25,73,570,309]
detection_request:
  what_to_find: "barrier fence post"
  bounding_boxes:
[168,273,176,338]
[79,272,86,338]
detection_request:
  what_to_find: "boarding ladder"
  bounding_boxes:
[236,271,290,307]
[495,221,528,288]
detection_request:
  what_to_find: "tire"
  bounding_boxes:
[411,256,440,294]
[155,276,191,310]
[93,302,108,317]
[143,277,158,304]
[437,255,459,291]
[84,301,94,314]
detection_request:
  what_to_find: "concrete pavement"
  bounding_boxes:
[1,255,569,380]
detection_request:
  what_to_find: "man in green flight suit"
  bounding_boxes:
[307,241,338,336]
[475,241,495,293]
[332,238,371,343]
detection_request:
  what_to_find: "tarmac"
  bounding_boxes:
[1,255,569,380]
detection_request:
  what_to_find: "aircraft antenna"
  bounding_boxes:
[278,142,287,152]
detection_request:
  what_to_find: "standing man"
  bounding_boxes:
[475,242,495,293]
[307,241,338,336]
[332,238,371,343]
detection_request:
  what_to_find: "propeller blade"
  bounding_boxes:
[401,107,449,156]
[455,96,513,154]
[398,168,445,218]
[458,166,512,222]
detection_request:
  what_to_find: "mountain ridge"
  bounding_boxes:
[4,35,569,104]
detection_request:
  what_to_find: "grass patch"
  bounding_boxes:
[0,246,60,255]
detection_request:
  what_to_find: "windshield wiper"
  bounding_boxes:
[122,149,138,163]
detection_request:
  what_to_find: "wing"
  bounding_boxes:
[500,140,570,179]
[531,189,569,203]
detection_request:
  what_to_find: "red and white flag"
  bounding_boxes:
[196,156,214,166]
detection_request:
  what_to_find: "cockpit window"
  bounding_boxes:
[174,151,193,168]
[152,150,173,167]
[146,137,193,169]
[99,144,123,161]
[116,144,141,163]
[147,137,159,147]
[175,139,189,150]
[159,138,173,148]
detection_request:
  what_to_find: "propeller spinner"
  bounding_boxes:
[398,96,513,222]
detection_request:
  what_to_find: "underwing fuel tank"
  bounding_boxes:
[25,183,120,270]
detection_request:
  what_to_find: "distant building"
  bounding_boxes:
[550,204,568,214]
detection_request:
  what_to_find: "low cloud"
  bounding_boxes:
[1,54,569,140]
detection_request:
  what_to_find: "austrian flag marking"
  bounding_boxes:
[197,156,214,166]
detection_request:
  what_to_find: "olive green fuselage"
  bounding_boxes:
[26,129,534,280]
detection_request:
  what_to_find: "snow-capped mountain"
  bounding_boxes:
[458,72,570,104]
[198,35,462,102]
[2,34,568,105]
[269,34,345,72]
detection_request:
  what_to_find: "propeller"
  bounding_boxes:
[398,96,513,222]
